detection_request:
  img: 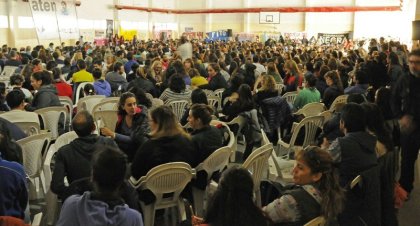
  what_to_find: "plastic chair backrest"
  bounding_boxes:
[32,212,43,226]
[35,106,67,139]
[93,110,118,132]
[17,132,51,178]
[207,96,221,112]
[93,98,119,111]
[261,129,271,145]
[242,143,273,206]
[196,146,231,181]
[295,102,326,117]
[167,100,189,122]
[77,95,105,114]
[288,116,324,149]
[329,94,348,112]
[74,82,93,105]
[226,115,247,138]
[213,88,225,100]
[55,131,78,150]
[135,162,193,206]
[59,96,73,127]
[304,216,326,226]
[319,110,333,123]
[0,66,18,77]
[0,111,41,135]
[202,89,215,97]
[275,83,285,95]
[282,91,298,105]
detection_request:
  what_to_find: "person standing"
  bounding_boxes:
[391,49,420,194]
[177,36,192,62]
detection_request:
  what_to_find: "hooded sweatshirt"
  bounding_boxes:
[51,135,118,199]
[94,79,112,97]
[56,192,143,226]
[335,131,378,187]
[25,84,61,111]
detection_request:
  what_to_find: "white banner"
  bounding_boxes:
[56,0,79,40]
[29,0,60,40]
[29,0,79,40]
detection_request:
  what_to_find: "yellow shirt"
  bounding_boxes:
[72,69,94,83]
[191,75,208,87]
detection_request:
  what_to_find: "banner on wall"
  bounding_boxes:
[29,0,60,40]
[119,28,137,41]
[55,0,79,40]
[106,20,114,41]
[205,30,229,42]
[182,32,204,40]
[317,33,350,45]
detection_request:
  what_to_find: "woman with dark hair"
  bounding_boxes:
[127,67,157,97]
[264,146,344,225]
[128,86,152,109]
[387,51,404,88]
[25,70,61,111]
[131,105,194,179]
[188,103,223,165]
[361,103,394,157]
[222,83,255,122]
[199,63,228,91]
[56,146,144,226]
[0,120,23,164]
[267,61,283,83]
[183,58,195,74]
[52,68,73,99]
[204,166,270,226]
[159,73,191,103]
[83,83,96,96]
[180,88,208,125]
[323,70,344,109]
[0,82,9,111]
[100,92,150,161]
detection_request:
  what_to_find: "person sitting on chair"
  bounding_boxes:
[264,146,344,225]
[56,146,143,226]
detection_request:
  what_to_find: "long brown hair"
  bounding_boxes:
[149,105,189,139]
[296,146,345,224]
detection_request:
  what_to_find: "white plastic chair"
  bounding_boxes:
[282,91,298,106]
[242,143,273,207]
[17,132,51,199]
[0,65,18,77]
[277,115,324,158]
[192,146,232,216]
[226,115,247,161]
[59,96,74,130]
[93,98,119,111]
[210,120,236,162]
[35,106,67,140]
[275,83,285,95]
[0,110,41,136]
[31,212,43,226]
[207,96,222,112]
[329,94,348,112]
[74,82,94,105]
[93,109,118,132]
[129,162,194,226]
[167,100,189,122]
[202,89,215,97]
[76,95,105,114]
[294,102,326,117]
[304,216,326,226]
[43,131,77,225]
[213,88,225,100]
[319,110,333,124]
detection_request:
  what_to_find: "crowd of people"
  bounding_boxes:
[0,33,417,226]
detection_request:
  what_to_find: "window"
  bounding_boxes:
[0,16,8,28]
[18,16,34,29]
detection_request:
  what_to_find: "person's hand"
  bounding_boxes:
[321,137,330,149]
[229,92,239,102]
[100,127,115,138]
[400,114,416,134]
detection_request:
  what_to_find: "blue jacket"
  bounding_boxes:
[0,155,28,219]
[94,79,112,97]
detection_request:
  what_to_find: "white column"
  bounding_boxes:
[205,0,212,32]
